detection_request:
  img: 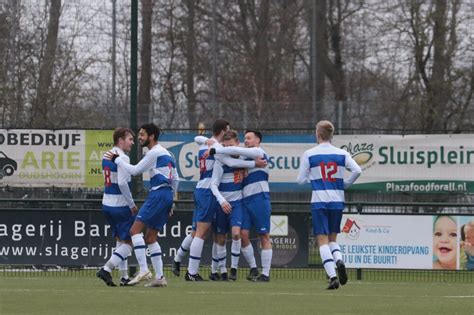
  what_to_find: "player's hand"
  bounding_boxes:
[104,150,119,162]
[221,201,232,214]
[130,206,138,215]
[255,157,267,168]
[169,203,176,217]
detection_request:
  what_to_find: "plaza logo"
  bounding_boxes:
[270,215,288,236]
[339,142,374,166]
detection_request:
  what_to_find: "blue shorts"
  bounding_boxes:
[214,200,243,234]
[311,208,343,235]
[242,193,271,234]
[136,187,173,231]
[194,189,220,223]
[102,205,135,241]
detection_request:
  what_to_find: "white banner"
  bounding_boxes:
[0,130,86,186]
[337,214,474,270]
[161,133,474,193]
[1,131,473,193]
[332,134,474,193]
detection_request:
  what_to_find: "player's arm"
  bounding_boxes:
[117,160,137,212]
[214,146,263,159]
[215,154,258,169]
[210,162,231,213]
[170,163,180,193]
[343,152,362,189]
[194,135,216,146]
[296,151,310,184]
[194,135,208,145]
[114,150,155,176]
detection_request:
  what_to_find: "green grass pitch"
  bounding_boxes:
[1,271,473,314]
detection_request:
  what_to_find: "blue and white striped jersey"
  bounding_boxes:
[102,147,135,209]
[194,136,256,191]
[210,160,244,205]
[195,140,219,190]
[214,146,269,199]
[297,142,361,210]
[115,144,180,192]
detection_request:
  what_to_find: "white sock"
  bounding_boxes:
[188,237,204,275]
[116,241,128,278]
[329,242,343,263]
[231,239,241,269]
[217,244,227,273]
[104,243,132,273]
[241,244,257,268]
[132,234,149,273]
[175,234,193,263]
[211,242,219,273]
[148,242,164,279]
[261,249,272,277]
[320,244,337,278]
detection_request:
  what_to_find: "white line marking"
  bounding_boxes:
[185,291,474,298]
[1,288,472,299]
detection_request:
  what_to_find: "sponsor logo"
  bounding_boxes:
[340,142,375,170]
[342,218,361,240]
[0,131,81,150]
[271,215,288,236]
[342,217,393,240]
[0,151,17,179]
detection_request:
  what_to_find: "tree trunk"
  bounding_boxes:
[314,0,327,121]
[31,0,61,128]
[0,4,8,127]
[424,0,448,132]
[326,0,347,130]
[254,0,270,126]
[138,0,152,127]
[184,0,196,129]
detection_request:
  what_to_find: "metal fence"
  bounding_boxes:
[0,199,473,283]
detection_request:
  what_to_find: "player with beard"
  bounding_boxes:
[105,123,179,287]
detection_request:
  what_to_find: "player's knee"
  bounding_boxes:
[260,234,272,249]
[129,227,137,236]
[216,234,226,245]
[240,231,250,246]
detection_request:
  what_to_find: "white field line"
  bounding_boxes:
[1,288,472,299]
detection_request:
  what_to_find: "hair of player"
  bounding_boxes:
[140,123,160,141]
[113,127,135,145]
[316,120,335,141]
[222,129,239,142]
[212,118,230,136]
[245,129,263,142]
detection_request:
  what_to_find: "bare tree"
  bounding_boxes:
[138,0,153,127]
[184,0,197,129]
[31,0,61,128]
[0,2,8,127]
